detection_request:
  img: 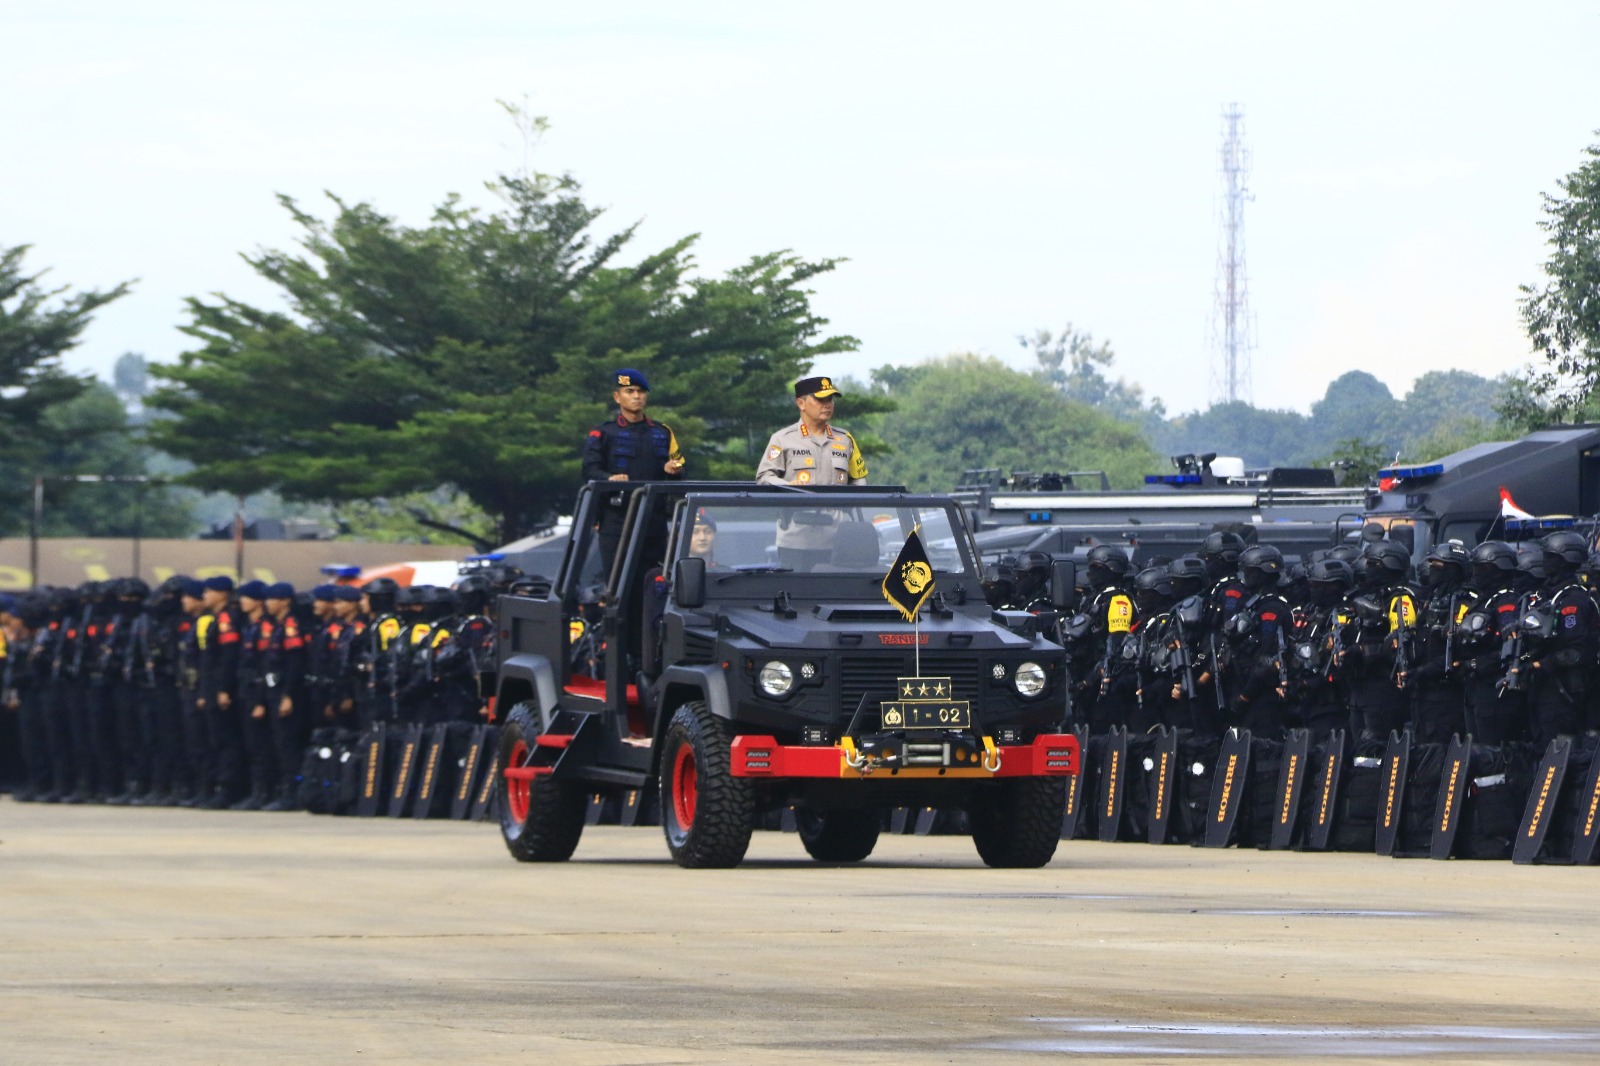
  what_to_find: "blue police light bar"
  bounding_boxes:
[320,564,362,578]
[1026,511,1053,524]
[1143,474,1202,486]
[465,552,506,562]
[1376,463,1445,480]
[1505,516,1577,531]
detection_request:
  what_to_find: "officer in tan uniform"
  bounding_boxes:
[756,375,869,568]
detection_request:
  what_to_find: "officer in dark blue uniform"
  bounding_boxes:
[581,368,685,572]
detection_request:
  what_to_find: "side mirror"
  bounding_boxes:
[1050,559,1077,609]
[674,557,707,609]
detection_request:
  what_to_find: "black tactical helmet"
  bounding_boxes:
[981,563,1017,608]
[1084,545,1132,590]
[1422,541,1470,588]
[363,576,400,612]
[159,574,190,597]
[1307,557,1356,590]
[1013,550,1054,598]
[1326,543,1364,565]
[454,574,492,613]
[116,577,151,600]
[1362,540,1411,579]
[1541,529,1589,569]
[1167,554,1209,583]
[1239,544,1284,589]
[1200,531,1246,568]
[1134,566,1174,599]
[1516,543,1546,584]
[1469,540,1518,572]
[1085,544,1131,572]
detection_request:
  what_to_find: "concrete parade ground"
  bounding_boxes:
[3,799,1600,1064]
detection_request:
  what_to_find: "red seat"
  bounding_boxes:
[563,674,640,707]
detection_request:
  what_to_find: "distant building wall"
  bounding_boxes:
[0,539,470,591]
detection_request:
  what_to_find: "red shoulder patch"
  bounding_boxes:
[1261,612,1278,622]
[1225,589,1242,598]
[1562,605,1579,615]
[588,429,602,438]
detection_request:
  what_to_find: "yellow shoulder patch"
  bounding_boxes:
[1107,594,1134,634]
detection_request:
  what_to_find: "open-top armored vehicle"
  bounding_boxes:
[492,481,1079,868]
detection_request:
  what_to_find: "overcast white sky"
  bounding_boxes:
[5,1,1599,415]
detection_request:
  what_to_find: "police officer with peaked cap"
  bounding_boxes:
[756,375,869,569]
[582,368,685,571]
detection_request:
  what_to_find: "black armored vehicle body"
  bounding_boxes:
[492,481,1080,868]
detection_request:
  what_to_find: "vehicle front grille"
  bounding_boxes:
[839,654,984,725]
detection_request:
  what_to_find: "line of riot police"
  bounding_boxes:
[2,564,529,811]
[985,529,1600,750]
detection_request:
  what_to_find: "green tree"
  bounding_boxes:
[1520,134,1600,417]
[149,150,858,541]
[1023,325,1165,430]
[1316,437,1389,488]
[1309,371,1399,453]
[0,243,130,528]
[862,354,1160,492]
[34,382,194,537]
[1156,401,1313,468]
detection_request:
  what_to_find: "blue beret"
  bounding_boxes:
[0,594,17,613]
[311,584,336,601]
[612,367,649,391]
[203,575,235,593]
[237,580,269,600]
[181,580,205,599]
[332,585,362,602]
[265,582,295,600]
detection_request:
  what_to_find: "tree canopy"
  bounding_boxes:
[860,354,1161,491]
[0,243,134,532]
[149,162,861,541]
[1520,134,1600,418]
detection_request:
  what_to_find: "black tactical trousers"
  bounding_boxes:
[1410,682,1467,745]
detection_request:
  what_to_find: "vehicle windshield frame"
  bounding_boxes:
[675,492,978,588]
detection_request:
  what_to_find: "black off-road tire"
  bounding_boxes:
[969,776,1068,868]
[796,808,882,863]
[498,703,587,863]
[660,701,755,868]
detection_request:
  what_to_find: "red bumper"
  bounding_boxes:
[730,733,1080,779]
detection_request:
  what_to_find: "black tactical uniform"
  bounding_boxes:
[1128,566,1177,732]
[1458,541,1526,744]
[1514,531,1599,744]
[1070,546,1138,734]
[258,585,310,810]
[196,578,246,808]
[1220,545,1292,736]
[1287,558,1359,739]
[1346,541,1419,740]
[1408,543,1473,744]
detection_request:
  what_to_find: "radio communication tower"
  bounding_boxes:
[1211,103,1253,405]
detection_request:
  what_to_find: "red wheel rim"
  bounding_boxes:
[506,740,530,824]
[671,744,698,830]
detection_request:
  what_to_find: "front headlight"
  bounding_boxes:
[1013,661,1047,698]
[758,660,795,697]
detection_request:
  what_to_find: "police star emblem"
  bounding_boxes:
[882,527,935,622]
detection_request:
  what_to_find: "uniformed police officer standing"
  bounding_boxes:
[581,368,685,571]
[756,375,869,569]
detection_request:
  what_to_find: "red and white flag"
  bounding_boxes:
[1499,486,1534,520]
